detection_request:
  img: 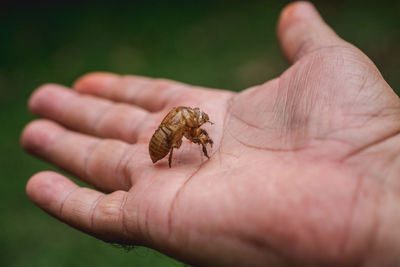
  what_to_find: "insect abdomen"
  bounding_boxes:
[149,126,172,163]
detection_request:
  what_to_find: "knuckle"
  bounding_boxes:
[91,191,128,240]
[95,191,125,219]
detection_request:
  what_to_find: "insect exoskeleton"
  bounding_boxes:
[149,106,214,168]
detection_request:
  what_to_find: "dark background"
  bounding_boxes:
[1,1,399,266]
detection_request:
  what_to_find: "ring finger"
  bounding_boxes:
[21,119,150,191]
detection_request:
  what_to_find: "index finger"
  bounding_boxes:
[26,171,140,244]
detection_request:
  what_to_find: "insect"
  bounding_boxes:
[149,106,214,168]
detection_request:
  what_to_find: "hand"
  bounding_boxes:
[21,2,400,266]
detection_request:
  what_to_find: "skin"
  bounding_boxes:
[21,2,400,266]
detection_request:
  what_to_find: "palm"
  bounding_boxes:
[149,44,399,265]
[22,2,400,266]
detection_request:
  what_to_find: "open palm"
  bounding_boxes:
[22,2,400,266]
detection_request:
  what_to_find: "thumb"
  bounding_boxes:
[277,1,345,63]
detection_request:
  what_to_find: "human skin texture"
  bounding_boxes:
[21,2,400,266]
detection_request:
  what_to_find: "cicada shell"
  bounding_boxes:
[149,106,213,167]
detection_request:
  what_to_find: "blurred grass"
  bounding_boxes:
[0,0,399,266]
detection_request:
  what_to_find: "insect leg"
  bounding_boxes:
[168,148,174,168]
[175,138,182,149]
[197,128,214,147]
[202,144,210,158]
[203,130,213,147]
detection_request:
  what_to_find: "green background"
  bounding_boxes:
[1,1,399,266]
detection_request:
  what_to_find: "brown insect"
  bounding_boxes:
[149,106,214,167]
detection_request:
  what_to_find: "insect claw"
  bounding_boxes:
[202,145,210,158]
[168,148,173,168]
[209,139,214,147]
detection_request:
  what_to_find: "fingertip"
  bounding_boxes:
[73,72,119,94]
[280,1,318,20]
[26,171,59,204]
[26,171,78,215]
[20,120,62,154]
[28,84,55,114]
[278,1,320,39]
[28,84,73,115]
